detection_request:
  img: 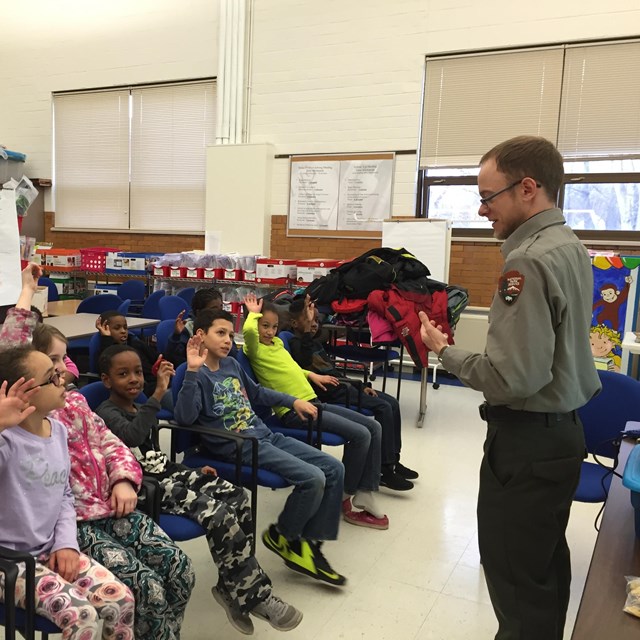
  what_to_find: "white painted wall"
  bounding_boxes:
[2,0,640,231]
[0,0,219,179]
[249,0,640,217]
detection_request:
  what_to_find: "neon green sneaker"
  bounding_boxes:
[262,524,291,562]
[285,539,347,587]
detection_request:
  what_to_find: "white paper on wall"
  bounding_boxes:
[0,189,22,306]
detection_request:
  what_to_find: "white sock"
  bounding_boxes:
[353,490,385,519]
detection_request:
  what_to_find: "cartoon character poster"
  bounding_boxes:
[591,255,640,374]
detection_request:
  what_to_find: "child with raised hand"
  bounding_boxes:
[242,293,390,530]
[288,295,418,490]
[174,309,348,587]
[96,343,303,634]
[95,310,174,410]
[3,264,195,640]
[165,287,236,366]
[0,344,136,639]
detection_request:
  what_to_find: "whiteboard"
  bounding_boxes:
[382,219,452,283]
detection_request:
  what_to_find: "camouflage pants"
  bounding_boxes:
[159,469,272,613]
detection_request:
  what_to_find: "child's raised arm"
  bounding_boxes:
[242,294,263,358]
[16,262,42,311]
[185,335,208,371]
[0,378,39,429]
[0,263,42,346]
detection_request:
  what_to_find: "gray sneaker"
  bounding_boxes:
[250,593,303,631]
[211,585,254,635]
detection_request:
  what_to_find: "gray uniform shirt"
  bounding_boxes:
[442,207,601,412]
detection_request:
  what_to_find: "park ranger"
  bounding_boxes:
[419,135,601,640]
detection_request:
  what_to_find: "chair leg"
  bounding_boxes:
[396,343,404,401]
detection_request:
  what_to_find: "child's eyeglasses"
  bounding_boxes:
[30,371,64,389]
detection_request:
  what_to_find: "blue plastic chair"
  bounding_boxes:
[117,280,146,302]
[159,295,189,321]
[88,332,101,374]
[37,277,60,302]
[234,349,346,448]
[575,369,640,502]
[79,382,205,541]
[170,362,292,549]
[0,545,62,639]
[176,287,196,308]
[325,325,401,396]
[278,330,372,416]
[133,290,165,338]
[76,294,123,315]
[117,299,131,316]
[155,319,177,356]
[140,290,165,320]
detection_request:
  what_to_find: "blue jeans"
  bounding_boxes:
[319,385,402,465]
[242,431,345,541]
[282,403,382,494]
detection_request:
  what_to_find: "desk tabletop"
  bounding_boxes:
[43,313,159,340]
[571,434,640,639]
[46,299,82,317]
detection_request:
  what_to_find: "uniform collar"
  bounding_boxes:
[501,207,566,258]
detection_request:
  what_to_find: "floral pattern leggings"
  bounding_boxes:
[0,551,135,640]
[77,510,195,640]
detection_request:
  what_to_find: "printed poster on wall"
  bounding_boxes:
[590,255,640,374]
[337,159,393,231]
[289,161,340,231]
[288,153,394,238]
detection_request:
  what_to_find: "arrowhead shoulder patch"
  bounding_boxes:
[499,270,525,305]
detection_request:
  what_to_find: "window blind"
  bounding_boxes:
[420,47,564,168]
[557,40,640,160]
[54,90,130,229]
[130,82,216,232]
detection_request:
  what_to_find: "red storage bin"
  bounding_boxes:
[81,247,119,272]
[153,265,171,277]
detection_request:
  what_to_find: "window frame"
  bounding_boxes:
[418,169,640,241]
[52,77,216,235]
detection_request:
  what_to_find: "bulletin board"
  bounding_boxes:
[590,255,640,375]
[287,152,394,238]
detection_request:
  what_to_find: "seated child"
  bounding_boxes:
[95,310,173,409]
[288,296,418,490]
[174,309,347,587]
[243,294,390,529]
[3,266,195,640]
[0,345,136,638]
[165,287,238,366]
[96,344,302,634]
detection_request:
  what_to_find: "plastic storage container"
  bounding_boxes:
[622,442,640,538]
[0,150,27,183]
[81,247,119,272]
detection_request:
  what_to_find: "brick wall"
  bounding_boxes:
[269,215,640,308]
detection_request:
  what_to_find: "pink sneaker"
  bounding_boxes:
[342,498,389,530]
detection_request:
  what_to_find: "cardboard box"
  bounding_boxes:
[256,258,297,284]
[296,259,341,285]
